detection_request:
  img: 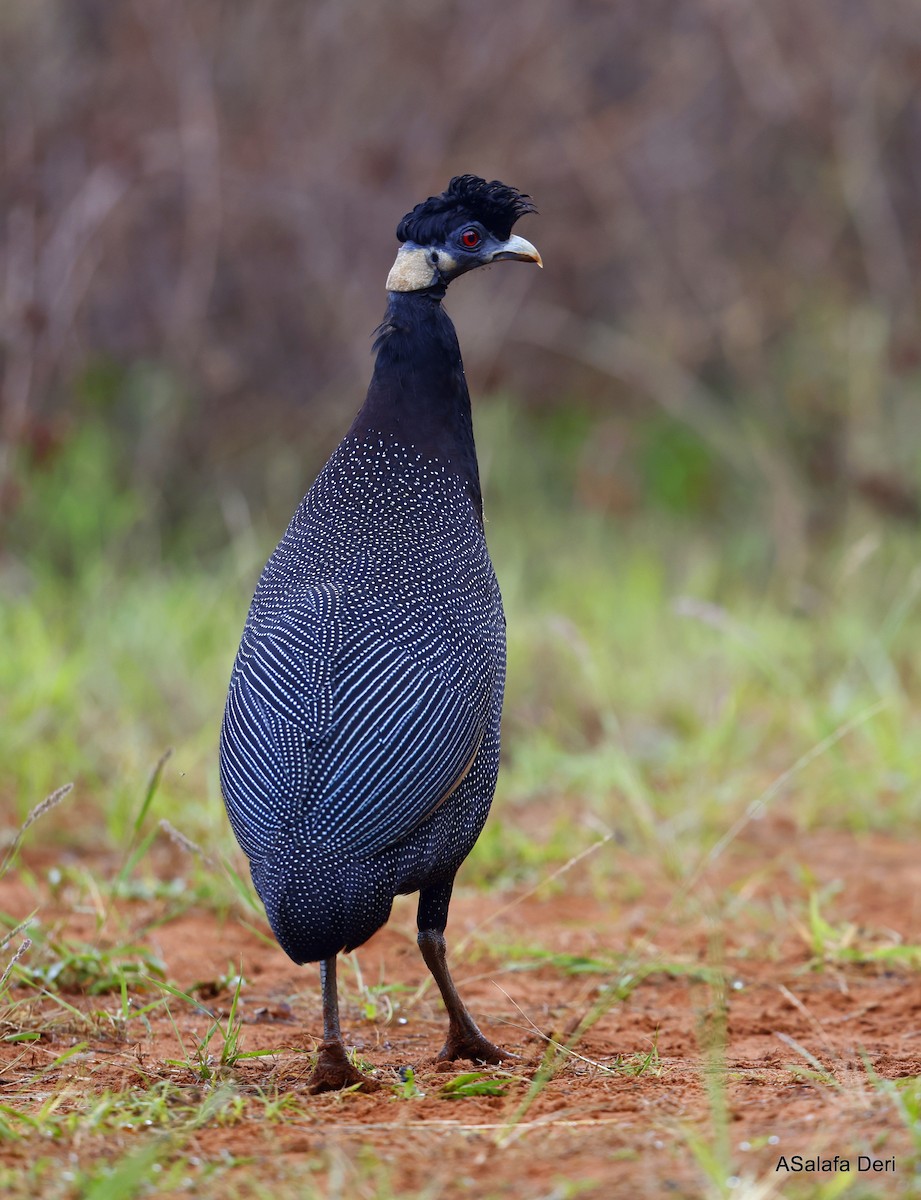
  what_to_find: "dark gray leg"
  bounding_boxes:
[417,881,512,1065]
[307,955,377,1093]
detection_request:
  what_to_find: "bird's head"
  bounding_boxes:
[386,174,541,294]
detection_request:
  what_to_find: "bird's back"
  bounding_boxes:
[220,427,505,960]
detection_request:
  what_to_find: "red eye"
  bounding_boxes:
[460,228,481,249]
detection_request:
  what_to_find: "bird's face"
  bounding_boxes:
[386,175,541,294]
[387,223,542,292]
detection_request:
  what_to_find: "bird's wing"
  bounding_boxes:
[220,584,340,860]
[220,584,489,861]
[313,626,487,856]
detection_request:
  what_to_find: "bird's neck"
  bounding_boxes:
[349,291,482,514]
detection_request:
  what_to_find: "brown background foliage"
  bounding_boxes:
[2,0,920,538]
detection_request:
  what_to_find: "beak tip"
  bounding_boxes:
[493,233,542,269]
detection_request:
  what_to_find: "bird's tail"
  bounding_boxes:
[251,835,394,964]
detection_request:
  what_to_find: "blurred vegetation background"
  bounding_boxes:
[2,0,921,861]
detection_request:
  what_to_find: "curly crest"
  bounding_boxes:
[397,175,537,245]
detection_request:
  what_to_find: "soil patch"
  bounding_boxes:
[2,821,920,1197]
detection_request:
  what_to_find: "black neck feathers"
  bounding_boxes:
[349,292,482,516]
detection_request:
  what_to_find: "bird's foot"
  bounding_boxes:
[436,1020,516,1066]
[307,1040,379,1094]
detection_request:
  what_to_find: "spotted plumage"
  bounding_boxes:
[220,176,540,1091]
[222,431,504,960]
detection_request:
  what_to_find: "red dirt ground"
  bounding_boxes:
[2,818,920,1197]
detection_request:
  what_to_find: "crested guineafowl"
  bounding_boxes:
[220,175,541,1091]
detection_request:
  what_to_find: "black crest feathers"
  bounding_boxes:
[396,175,537,246]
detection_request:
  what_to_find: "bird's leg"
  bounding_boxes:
[307,956,377,1093]
[417,882,512,1065]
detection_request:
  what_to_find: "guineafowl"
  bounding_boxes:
[220,175,541,1091]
